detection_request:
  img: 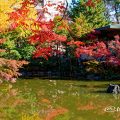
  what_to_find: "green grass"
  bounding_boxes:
[0,79,120,120]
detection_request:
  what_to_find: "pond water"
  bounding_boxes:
[0,78,120,120]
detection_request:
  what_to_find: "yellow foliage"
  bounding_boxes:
[70,14,93,37]
[0,0,15,31]
[0,0,37,32]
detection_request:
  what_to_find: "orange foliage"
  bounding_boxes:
[0,58,28,82]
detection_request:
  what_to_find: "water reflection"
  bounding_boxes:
[0,80,120,120]
[113,94,120,99]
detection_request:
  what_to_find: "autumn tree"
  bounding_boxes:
[0,0,37,60]
[0,38,28,83]
[69,0,109,30]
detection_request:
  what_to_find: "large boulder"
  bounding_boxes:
[107,84,120,94]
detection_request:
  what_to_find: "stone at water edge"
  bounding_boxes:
[107,84,120,94]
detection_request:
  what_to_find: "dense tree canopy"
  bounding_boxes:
[0,0,120,81]
[69,0,109,28]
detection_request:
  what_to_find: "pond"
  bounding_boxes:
[0,78,120,120]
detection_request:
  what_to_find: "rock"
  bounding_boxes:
[107,84,120,94]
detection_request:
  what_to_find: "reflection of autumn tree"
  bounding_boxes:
[0,84,40,119]
[0,85,25,119]
[45,107,68,120]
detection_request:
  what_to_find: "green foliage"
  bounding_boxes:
[18,46,35,60]
[69,0,110,29]
[0,30,35,60]
[2,50,21,60]
[54,16,69,36]
[70,13,93,37]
